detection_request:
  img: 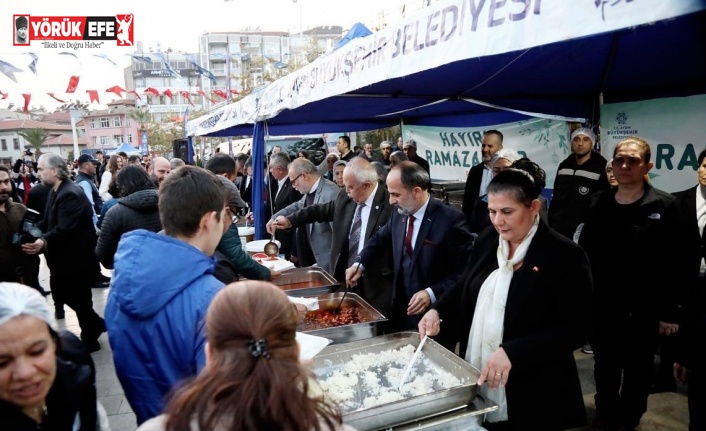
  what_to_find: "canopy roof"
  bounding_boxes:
[188,0,706,137]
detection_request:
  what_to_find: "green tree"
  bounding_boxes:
[129,108,152,132]
[18,128,49,156]
[362,125,401,149]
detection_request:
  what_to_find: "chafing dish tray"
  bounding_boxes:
[297,292,386,344]
[273,266,340,297]
[311,332,480,431]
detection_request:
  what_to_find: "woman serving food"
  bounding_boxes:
[419,163,593,431]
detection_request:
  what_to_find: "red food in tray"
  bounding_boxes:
[300,307,365,331]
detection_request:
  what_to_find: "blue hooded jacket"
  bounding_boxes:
[105,230,223,425]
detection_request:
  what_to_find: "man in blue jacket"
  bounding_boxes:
[105,166,229,425]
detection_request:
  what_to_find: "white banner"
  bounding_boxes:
[600,94,706,193]
[188,0,704,137]
[404,118,570,188]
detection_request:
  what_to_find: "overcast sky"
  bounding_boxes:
[0,0,411,111]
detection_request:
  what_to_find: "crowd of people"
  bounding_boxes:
[0,131,702,431]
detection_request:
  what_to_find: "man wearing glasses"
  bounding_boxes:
[267,158,340,272]
[269,158,395,315]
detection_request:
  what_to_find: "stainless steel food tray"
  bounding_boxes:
[312,332,480,431]
[273,266,340,297]
[298,292,387,344]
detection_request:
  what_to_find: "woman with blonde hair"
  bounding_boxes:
[138,280,355,431]
[98,154,123,202]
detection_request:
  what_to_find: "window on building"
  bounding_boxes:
[100,136,110,146]
[113,117,122,127]
[127,134,133,144]
[92,136,98,147]
[90,118,97,129]
[113,135,122,144]
[153,61,162,70]
[159,96,166,104]
[100,117,110,128]
[13,138,19,150]
[126,118,132,127]
[1,139,6,150]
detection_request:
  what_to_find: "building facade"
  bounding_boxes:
[198,27,342,110]
[0,119,86,165]
[123,43,201,123]
[82,100,140,153]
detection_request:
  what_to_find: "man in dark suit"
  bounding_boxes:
[266,152,302,259]
[347,161,473,333]
[270,157,395,315]
[461,130,504,226]
[22,153,106,352]
[671,148,706,431]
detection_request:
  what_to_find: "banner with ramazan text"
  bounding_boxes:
[404,118,570,188]
[601,94,706,193]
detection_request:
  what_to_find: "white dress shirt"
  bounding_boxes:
[406,194,437,303]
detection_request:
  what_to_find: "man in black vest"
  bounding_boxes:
[75,154,103,226]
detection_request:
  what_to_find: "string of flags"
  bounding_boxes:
[1,83,244,111]
[0,53,247,111]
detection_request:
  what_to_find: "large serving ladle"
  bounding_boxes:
[263,232,280,258]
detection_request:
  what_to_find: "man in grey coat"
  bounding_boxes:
[267,158,339,272]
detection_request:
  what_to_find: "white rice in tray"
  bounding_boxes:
[316,344,464,413]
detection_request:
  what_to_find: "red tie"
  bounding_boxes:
[405,215,415,257]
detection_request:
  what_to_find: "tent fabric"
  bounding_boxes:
[187,1,706,138]
[332,22,372,52]
[110,143,141,155]
[186,1,706,237]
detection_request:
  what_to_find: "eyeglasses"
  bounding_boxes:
[225,207,238,224]
[290,173,304,185]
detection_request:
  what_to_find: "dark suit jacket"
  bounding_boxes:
[39,180,99,276]
[461,162,485,223]
[670,186,705,368]
[266,178,303,258]
[287,184,395,314]
[237,175,252,207]
[435,221,592,429]
[359,197,473,325]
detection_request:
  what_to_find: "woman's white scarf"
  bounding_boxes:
[465,217,539,422]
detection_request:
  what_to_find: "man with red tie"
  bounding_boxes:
[346,161,473,335]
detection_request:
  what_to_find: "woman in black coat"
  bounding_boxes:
[419,163,593,431]
[96,165,162,269]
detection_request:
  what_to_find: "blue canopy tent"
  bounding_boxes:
[188,1,706,239]
[109,143,141,156]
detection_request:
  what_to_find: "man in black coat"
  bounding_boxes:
[270,157,395,315]
[671,148,706,431]
[22,153,106,352]
[265,152,303,259]
[347,161,473,333]
[461,130,504,226]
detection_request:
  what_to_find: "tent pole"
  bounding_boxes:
[252,122,267,240]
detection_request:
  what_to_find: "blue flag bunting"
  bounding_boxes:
[185,54,216,83]
[27,53,38,74]
[0,59,23,83]
[154,52,182,79]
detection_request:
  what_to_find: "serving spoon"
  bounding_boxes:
[398,335,428,392]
